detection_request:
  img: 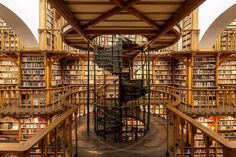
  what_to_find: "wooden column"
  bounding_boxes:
[180,119,184,157]
[39,0,47,50]
[44,53,51,109]
[191,8,199,51]
[18,118,22,142]
[187,55,193,106]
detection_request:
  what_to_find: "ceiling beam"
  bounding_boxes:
[84,29,158,35]
[72,12,173,15]
[83,0,140,30]
[48,0,95,48]
[144,0,205,49]
[110,0,160,30]
[66,1,184,5]
[127,7,161,30]
[66,29,179,36]
[82,6,121,30]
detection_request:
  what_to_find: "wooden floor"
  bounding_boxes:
[72,115,173,157]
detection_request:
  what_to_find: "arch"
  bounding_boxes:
[198,0,236,49]
[0,0,39,48]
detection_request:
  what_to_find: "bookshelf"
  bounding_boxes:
[193,55,216,88]
[21,55,45,88]
[21,117,46,141]
[218,60,236,85]
[218,116,236,141]
[193,55,216,106]
[0,59,18,85]
[94,35,147,47]
[174,62,187,87]
[0,117,19,142]
[182,14,192,51]
[51,61,62,86]
[84,60,104,85]
[133,60,153,83]
[46,3,55,50]
[154,59,172,85]
[63,59,83,85]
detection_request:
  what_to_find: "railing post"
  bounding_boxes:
[63,120,68,157]
[203,135,211,157]
[190,125,196,157]
[180,119,184,157]
[75,111,78,157]
[166,109,170,156]
[69,115,72,157]
[40,138,45,157]
[54,128,58,157]
[172,113,177,157]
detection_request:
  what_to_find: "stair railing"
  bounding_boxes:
[151,87,236,157]
[0,88,94,157]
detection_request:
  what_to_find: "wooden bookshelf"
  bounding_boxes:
[0,117,19,142]
[0,58,18,85]
[84,60,104,85]
[51,61,62,86]
[218,116,236,141]
[193,55,217,107]
[94,35,147,48]
[21,55,45,88]
[154,59,172,85]
[133,60,153,83]
[63,59,83,85]
[193,55,216,88]
[218,60,236,85]
[174,62,187,87]
[21,117,46,141]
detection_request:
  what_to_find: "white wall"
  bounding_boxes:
[0,0,39,48]
[198,0,236,49]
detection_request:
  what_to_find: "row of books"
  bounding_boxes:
[0,61,16,65]
[0,66,17,71]
[22,69,45,74]
[21,81,45,87]
[22,56,44,62]
[21,63,44,68]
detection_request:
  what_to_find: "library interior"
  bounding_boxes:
[0,0,236,157]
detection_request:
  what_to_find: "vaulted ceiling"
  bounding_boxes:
[48,0,205,50]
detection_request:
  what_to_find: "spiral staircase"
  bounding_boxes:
[94,37,148,141]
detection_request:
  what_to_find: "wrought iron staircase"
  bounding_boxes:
[94,37,148,141]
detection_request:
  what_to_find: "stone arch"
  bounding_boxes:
[0,0,39,48]
[199,0,236,49]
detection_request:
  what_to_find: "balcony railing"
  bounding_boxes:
[0,85,236,156]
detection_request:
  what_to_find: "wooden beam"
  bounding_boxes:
[82,6,121,30]
[73,12,174,15]
[144,0,205,49]
[48,0,95,48]
[83,0,140,30]
[66,1,184,5]
[84,29,158,35]
[110,0,160,30]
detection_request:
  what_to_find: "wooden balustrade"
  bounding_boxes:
[215,29,236,51]
[0,85,85,115]
[1,85,236,156]
[0,88,94,157]
[0,29,22,51]
[152,85,236,116]
[151,88,236,157]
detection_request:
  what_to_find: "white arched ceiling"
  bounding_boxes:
[198,0,236,49]
[0,0,39,48]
